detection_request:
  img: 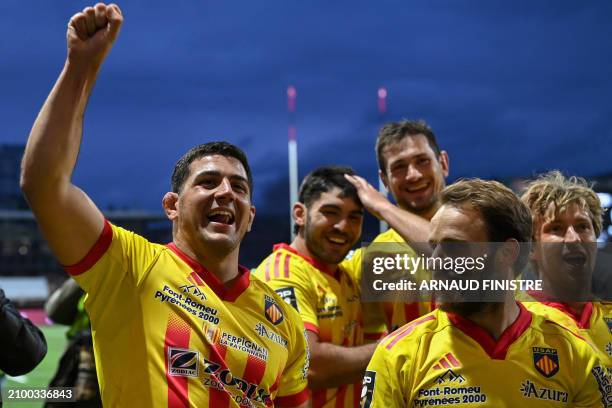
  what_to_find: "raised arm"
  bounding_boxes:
[20,3,123,266]
[344,174,432,254]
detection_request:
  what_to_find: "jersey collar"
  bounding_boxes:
[166,242,250,302]
[446,302,532,360]
[273,243,340,279]
[526,290,594,329]
[542,301,593,329]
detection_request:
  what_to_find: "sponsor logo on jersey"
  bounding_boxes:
[168,347,199,377]
[155,285,219,324]
[179,284,207,301]
[254,322,289,348]
[219,331,269,361]
[591,365,612,407]
[414,385,485,406]
[520,380,568,403]
[302,329,310,380]
[532,347,559,378]
[317,305,342,318]
[275,287,298,311]
[264,295,284,325]
[201,358,272,406]
[432,353,461,370]
[361,371,376,408]
[317,296,343,318]
[434,369,465,384]
[604,317,612,334]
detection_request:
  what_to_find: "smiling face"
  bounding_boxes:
[532,202,597,295]
[380,135,449,219]
[165,154,255,256]
[297,188,363,265]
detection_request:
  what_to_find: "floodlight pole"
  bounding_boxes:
[288,86,298,241]
[378,87,389,234]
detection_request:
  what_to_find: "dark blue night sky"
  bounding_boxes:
[2,0,611,215]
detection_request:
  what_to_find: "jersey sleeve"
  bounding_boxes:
[255,253,319,333]
[65,221,161,322]
[341,247,363,285]
[361,343,406,408]
[362,302,389,341]
[342,249,389,339]
[274,308,310,407]
[573,359,611,408]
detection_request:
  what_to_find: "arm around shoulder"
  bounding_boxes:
[305,329,378,390]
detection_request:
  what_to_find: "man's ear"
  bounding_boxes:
[247,205,256,232]
[495,239,520,270]
[162,192,179,221]
[438,151,450,178]
[293,202,306,231]
[379,170,390,190]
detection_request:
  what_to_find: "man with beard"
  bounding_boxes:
[20,4,309,407]
[361,179,610,407]
[342,120,449,331]
[255,166,375,408]
[521,171,611,366]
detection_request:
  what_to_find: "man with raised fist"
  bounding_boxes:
[21,4,309,407]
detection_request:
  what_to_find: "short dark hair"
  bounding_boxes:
[171,142,253,195]
[295,166,362,234]
[376,119,441,174]
[441,179,532,271]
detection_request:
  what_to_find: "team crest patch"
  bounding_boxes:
[203,324,221,344]
[533,347,559,378]
[168,347,199,377]
[264,295,284,325]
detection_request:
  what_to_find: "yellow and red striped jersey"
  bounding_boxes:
[362,303,611,407]
[68,221,309,408]
[341,228,432,333]
[524,300,612,366]
[254,244,364,408]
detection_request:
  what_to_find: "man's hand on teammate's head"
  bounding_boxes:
[344,174,393,220]
[67,3,123,69]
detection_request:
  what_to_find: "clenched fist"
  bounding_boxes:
[67,3,123,68]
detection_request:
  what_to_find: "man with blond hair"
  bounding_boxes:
[521,171,611,366]
[362,179,610,407]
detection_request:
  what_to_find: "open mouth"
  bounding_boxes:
[562,252,587,267]
[405,182,430,193]
[327,236,348,246]
[207,208,235,225]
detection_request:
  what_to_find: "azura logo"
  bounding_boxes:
[520,380,568,403]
